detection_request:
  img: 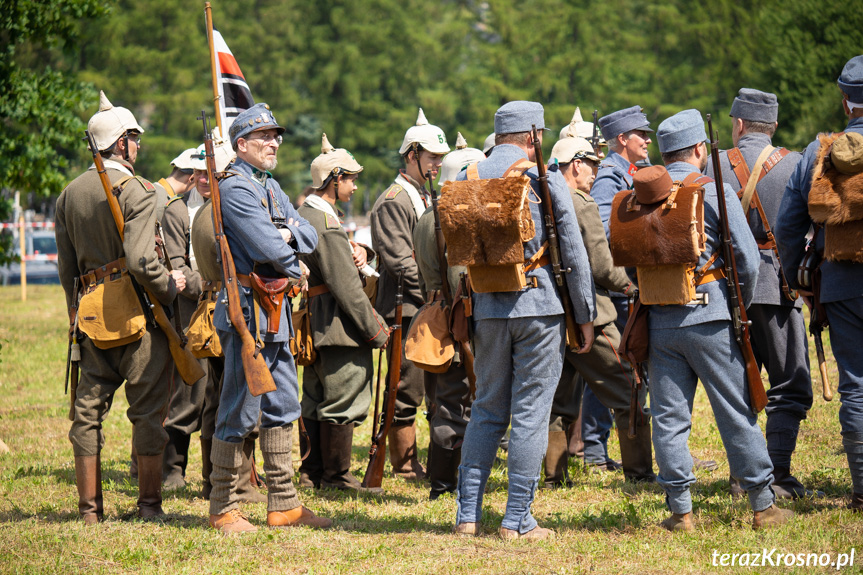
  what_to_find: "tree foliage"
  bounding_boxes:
[3,0,863,237]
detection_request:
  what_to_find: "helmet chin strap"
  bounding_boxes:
[122,134,130,162]
[412,143,427,183]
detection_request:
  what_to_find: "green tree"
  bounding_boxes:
[0,0,110,264]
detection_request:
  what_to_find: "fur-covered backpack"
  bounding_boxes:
[808,131,863,263]
[609,166,720,305]
[438,159,544,293]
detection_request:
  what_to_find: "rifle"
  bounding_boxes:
[198,112,276,397]
[84,130,205,386]
[155,221,185,342]
[362,268,404,489]
[66,276,80,421]
[423,168,476,391]
[530,125,584,352]
[706,115,767,414]
[591,109,600,156]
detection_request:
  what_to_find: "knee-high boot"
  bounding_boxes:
[74,454,103,524]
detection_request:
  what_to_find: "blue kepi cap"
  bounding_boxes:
[229,103,285,148]
[657,109,707,154]
[598,105,652,142]
[838,55,863,103]
[494,101,546,135]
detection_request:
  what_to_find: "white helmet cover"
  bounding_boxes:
[87,91,145,152]
[399,108,450,155]
[310,133,363,189]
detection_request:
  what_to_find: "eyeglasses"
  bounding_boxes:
[125,132,141,144]
[245,132,283,145]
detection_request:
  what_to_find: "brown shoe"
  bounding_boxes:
[753,504,794,530]
[453,522,480,536]
[499,525,555,540]
[388,423,426,481]
[660,512,694,532]
[267,506,332,529]
[209,509,257,534]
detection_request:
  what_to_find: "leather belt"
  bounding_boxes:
[696,267,726,285]
[80,257,127,287]
[237,274,252,288]
[307,284,330,298]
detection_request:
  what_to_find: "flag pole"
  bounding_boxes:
[204,2,223,138]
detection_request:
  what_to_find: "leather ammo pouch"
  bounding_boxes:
[245,272,291,334]
[405,297,454,374]
[808,132,863,263]
[618,297,649,365]
[290,290,318,366]
[185,280,222,358]
[438,160,540,293]
[77,257,147,349]
[609,171,711,305]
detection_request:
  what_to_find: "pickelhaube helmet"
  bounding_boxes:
[399,108,450,155]
[87,91,145,152]
[310,134,363,189]
[191,129,236,173]
[438,133,485,184]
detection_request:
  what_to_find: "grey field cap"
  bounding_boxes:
[494,101,547,135]
[657,109,708,154]
[229,103,285,148]
[730,88,778,123]
[482,132,496,154]
[598,105,652,142]
[838,55,863,103]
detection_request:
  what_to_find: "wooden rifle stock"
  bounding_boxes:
[84,131,205,385]
[198,112,276,397]
[806,274,833,402]
[591,109,600,156]
[362,268,404,489]
[706,115,767,414]
[530,126,582,351]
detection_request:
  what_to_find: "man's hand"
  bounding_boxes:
[574,321,595,354]
[170,269,186,292]
[350,240,367,269]
[279,217,297,244]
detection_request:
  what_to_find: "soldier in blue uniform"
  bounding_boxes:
[645,109,791,531]
[454,101,597,541]
[775,55,863,512]
[705,88,817,499]
[207,104,330,534]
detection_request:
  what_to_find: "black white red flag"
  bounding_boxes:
[213,30,254,134]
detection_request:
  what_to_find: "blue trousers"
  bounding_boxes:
[214,329,301,444]
[649,321,775,514]
[457,315,565,533]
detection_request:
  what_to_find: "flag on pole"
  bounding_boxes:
[212,29,254,134]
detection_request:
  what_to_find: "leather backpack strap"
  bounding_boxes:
[503,159,536,177]
[739,145,775,211]
[726,148,751,191]
[466,163,480,180]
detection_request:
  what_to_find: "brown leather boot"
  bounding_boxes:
[543,430,571,488]
[615,413,656,483]
[567,413,584,459]
[298,418,323,488]
[162,428,190,490]
[137,454,165,519]
[74,454,103,525]
[129,431,138,480]
[660,512,695,532]
[320,422,382,494]
[753,504,793,530]
[267,506,332,529]
[388,423,426,480]
[429,442,460,500]
[236,438,267,504]
[200,437,213,500]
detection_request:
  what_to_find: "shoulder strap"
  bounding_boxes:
[503,159,535,178]
[466,163,479,180]
[739,145,776,210]
[726,148,751,190]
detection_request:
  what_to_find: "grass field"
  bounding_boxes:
[0,285,860,574]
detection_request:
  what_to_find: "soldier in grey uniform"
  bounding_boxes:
[208,104,330,534]
[454,101,597,541]
[775,55,863,512]
[370,108,450,480]
[160,149,209,490]
[646,109,791,531]
[56,91,186,523]
[413,133,485,499]
[705,88,816,499]
[544,136,652,486]
[188,139,267,504]
[296,134,389,492]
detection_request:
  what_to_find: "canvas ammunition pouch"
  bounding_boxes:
[610,172,721,305]
[186,280,222,358]
[77,257,147,349]
[439,159,543,293]
[405,296,454,373]
[290,294,316,366]
[239,272,291,335]
[808,132,863,263]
